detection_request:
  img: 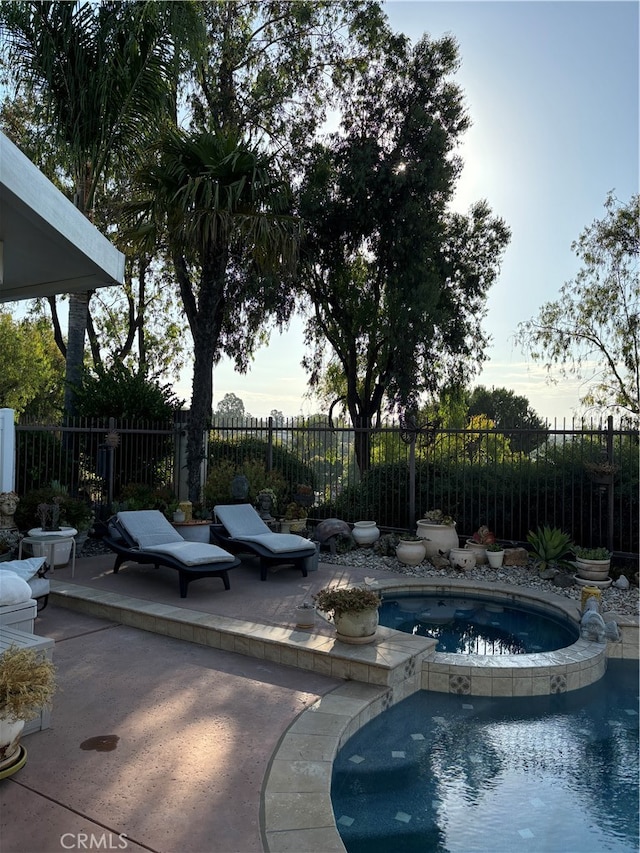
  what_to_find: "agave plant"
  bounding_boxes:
[527,526,574,573]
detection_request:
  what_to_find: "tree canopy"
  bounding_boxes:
[519,193,639,419]
[298,34,511,470]
[0,311,64,418]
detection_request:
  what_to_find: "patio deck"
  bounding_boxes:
[1,551,430,853]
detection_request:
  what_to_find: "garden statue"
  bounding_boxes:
[580,596,620,643]
[0,492,19,529]
[231,475,249,502]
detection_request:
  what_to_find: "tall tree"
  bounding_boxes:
[129,1,393,500]
[299,35,511,471]
[129,129,299,500]
[0,0,202,414]
[467,386,547,453]
[519,193,640,418]
[0,312,65,418]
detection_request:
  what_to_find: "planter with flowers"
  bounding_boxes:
[313,585,381,645]
[465,526,496,565]
[416,509,458,558]
[282,501,307,534]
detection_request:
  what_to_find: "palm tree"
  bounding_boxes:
[129,128,300,500]
[0,0,202,415]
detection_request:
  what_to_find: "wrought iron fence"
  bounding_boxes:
[14,414,639,554]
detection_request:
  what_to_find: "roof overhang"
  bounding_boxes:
[0,131,125,302]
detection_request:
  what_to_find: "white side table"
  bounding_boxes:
[20,528,77,577]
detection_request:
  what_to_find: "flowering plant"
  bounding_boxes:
[471,526,496,545]
[422,509,455,526]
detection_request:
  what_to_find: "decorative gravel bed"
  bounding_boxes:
[320,548,640,617]
[82,532,638,617]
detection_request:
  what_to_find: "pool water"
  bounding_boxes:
[379,593,579,654]
[331,660,639,853]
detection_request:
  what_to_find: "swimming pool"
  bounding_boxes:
[331,659,639,853]
[379,592,579,654]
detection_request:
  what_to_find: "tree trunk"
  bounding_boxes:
[63,290,89,417]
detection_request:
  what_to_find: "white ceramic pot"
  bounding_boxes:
[416,521,458,557]
[395,539,426,566]
[449,547,476,570]
[486,549,504,568]
[575,558,611,582]
[334,608,379,644]
[352,521,380,547]
[465,540,488,565]
[0,718,25,771]
[295,605,316,629]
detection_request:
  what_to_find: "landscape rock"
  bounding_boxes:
[503,547,529,567]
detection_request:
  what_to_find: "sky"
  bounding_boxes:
[185,0,639,424]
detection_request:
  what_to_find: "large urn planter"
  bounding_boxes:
[352,521,380,547]
[395,537,426,566]
[416,521,458,558]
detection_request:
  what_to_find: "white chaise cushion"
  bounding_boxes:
[0,556,46,582]
[0,570,33,605]
[234,533,316,554]
[142,541,234,566]
[117,510,183,549]
[214,504,271,537]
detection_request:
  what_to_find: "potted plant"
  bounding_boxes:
[0,645,56,772]
[465,525,496,565]
[416,509,458,558]
[313,585,381,644]
[573,547,612,583]
[486,542,505,568]
[283,501,307,533]
[526,526,574,576]
[395,534,426,566]
[0,530,20,562]
[15,484,93,565]
[294,600,316,629]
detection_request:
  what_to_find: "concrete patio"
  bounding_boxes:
[0,550,424,853]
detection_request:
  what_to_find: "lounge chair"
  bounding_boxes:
[102,510,240,598]
[211,504,318,581]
